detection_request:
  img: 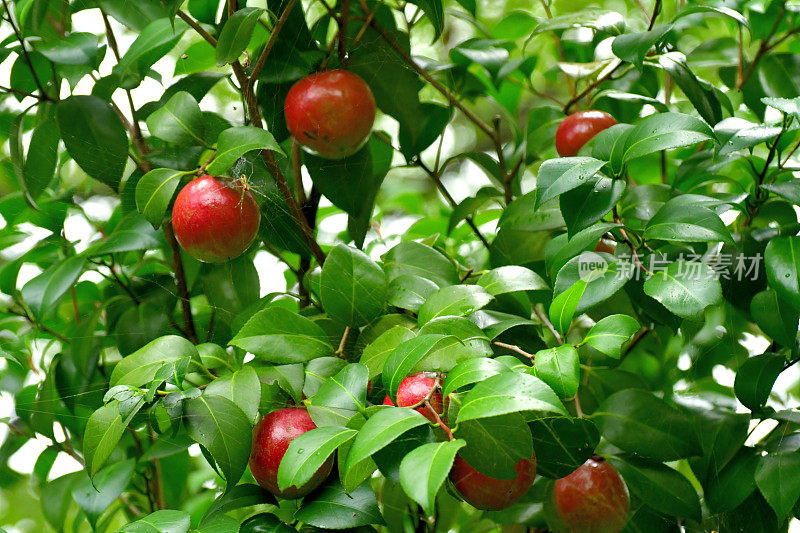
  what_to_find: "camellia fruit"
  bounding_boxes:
[383,372,445,423]
[171,175,260,263]
[553,455,630,533]
[450,451,537,510]
[555,110,617,157]
[284,69,376,159]
[249,408,333,499]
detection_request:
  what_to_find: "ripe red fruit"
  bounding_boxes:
[171,175,260,263]
[553,456,630,533]
[450,452,537,510]
[285,69,376,159]
[249,408,333,499]
[382,373,444,423]
[555,111,617,157]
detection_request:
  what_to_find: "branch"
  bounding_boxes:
[360,1,495,139]
[533,307,564,346]
[177,10,218,46]
[163,222,199,344]
[249,0,300,83]
[563,61,624,114]
[493,341,535,362]
[2,0,50,97]
[738,7,785,89]
[417,161,491,251]
[338,0,351,66]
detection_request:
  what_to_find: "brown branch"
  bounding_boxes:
[426,401,454,441]
[360,1,495,139]
[177,10,218,46]
[493,341,535,362]
[336,326,351,355]
[533,307,564,345]
[0,85,45,100]
[417,161,491,250]
[249,0,300,83]
[2,0,49,97]
[163,222,198,343]
[338,0,351,66]
[737,7,785,89]
[563,62,623,114]
[6,307,70,343]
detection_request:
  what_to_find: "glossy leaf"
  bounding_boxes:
[399,440,465,516]
[457,372,566,422]
[320,244,387,327]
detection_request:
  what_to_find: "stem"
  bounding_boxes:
[417,161,491,250]
[337,326,351,355]
[2,0,50,97]
[177,10,218,46]
[6,307,70,343]
[163,222,199,344]
[737,8,785,89]
[291,139,307,205]
[249,0,300,83]
[360,1,495,139]
[426,401,454,441]
[563,62,623,114]
[573,391,584,418]
[493,341,535,362]
[533,307,563,346]
[338,0,351,66]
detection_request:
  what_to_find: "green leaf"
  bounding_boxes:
[673,4,749,31]
[184,394,252,489]
[549,278,587,334]
[135,168,188,227]
[658,52,722,125]
[750,290,799,347]
[762,96,800,119]
[416,316,492,371]
[553,253,633,315]
[535,157,606,208]
[202,484,275,523]
[23,119,59,199]
[531,345,580,398]
[72,459,135,526]
[294,481,385,528]
[560,177,626,237]
[381,335,450,402]
[57,95,128,190]
[204,366,261,424]
[406,0,445,41]
[593,389,702,461]
[417,285,494,324]
[457,372,566,422]
[215,8,265,66]
[765,237,800,311]
[442,357,511,398]
[307,363,368,427]
[145,91,205,145]
[399,102,451,159]
[359,326,415,379]
[21,255,85,319]
[643,260,723,320]
[477,265,549,295]
[110,335,199,387]
[320,244,387,327]
[529,417,599,478]
[37,32,103,66]
[644,201,733,244]
[733,354,785,411]
[84,400,142,476]
[117,509,191,533]
[343,408,429,482]
[206,126,283,175]
[278,426,357,492]
[755,452,800,522]
[762,181,800,205]
[622,112,715,163]
[230,307,333,363]
[608,455,702,521]
[612,25,671,70]
[82,212,161,256]
[113,18,188,89]
[454,413,532,479]
[399,440,465,516]
[584,314,640,358]
[387,275,439,313]
[384,241,459,286]
[448,187,501,234]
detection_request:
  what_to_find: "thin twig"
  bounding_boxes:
[493,341,535,362]
[533,307,564,345]
[426,401,454,441]
[337,326,351,355]
[163,222,199,344]
[177,10,218,46]
[2,0,49,97]
[249,0,300,82]
[738,7,785,89]
[338,0,351,66]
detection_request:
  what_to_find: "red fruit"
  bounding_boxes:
[249,408,333,499]
[171,175,260,263]
[285,70,376,159]
[450,452,537,511]
[594,239,616,254]
[554,456,630,533]
[555,111,617,157]
[382,373,444,423]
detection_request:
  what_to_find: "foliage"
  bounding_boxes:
[0,0,800,531]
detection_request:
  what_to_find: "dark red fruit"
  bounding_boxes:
[594,239,616,254]
[555,111,617,157]
[554,456,630,533]
[171,175,260,263]
[450,452,537,510]
[249,408,333,499]
[382,373,444,423]
[285,70,376,159]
